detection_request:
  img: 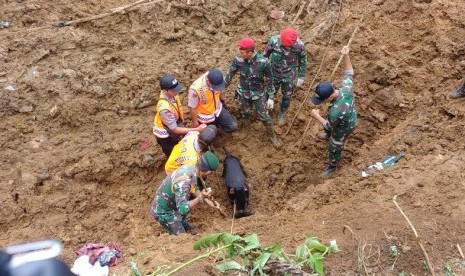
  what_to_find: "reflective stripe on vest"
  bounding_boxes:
[165,131,201,174]
[190,73,222,124]
[153,92,184,138]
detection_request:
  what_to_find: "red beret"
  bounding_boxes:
[280,27,298,47]
[238,37,255,50]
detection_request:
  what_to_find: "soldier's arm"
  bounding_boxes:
[263,39,274,58]
[224,58,239,88]
[174,176,196,215]
[342,46,353,72]
[264,61,276,100]
[326,109,342,131]
[341,46,354,86]
[298,45,307,79]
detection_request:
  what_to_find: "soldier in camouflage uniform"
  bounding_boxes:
[263,27,307,125]
[224,37,281,147]
[151,151,220,235]
[450,77,465,99]
[310,46,357,178]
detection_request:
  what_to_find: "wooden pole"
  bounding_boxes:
[393,195,435,275]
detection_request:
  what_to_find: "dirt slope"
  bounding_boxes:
[1,0,464,275]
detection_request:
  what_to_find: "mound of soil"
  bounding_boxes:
[1,0,464,274]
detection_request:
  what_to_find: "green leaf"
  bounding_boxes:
[312,253,324,275]
[130,261,142,276]
[242,233,261,252]
[295,244,309,261]
[215,261,245,272]
[194,233,224,250]
[252,252,271,275]
[305,237,328,253]
[194,233,243,251]
[305,253,325,275]
[264,244,286,260]
[221,233,244,245]
[227,244,241,258]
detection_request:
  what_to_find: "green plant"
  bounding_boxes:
[150,232,339,275]
[443,263,455,276]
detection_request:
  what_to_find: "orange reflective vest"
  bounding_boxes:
[165,131,202,174]
[153,91,184,138]
[190,73,222,123]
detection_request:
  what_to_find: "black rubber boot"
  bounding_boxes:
[322,165,337,178]
[234,209,254,219]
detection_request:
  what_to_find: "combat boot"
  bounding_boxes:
[265,124,282,148]
[234,209,254,219]
[278,111,287,126]
[450,85,465,99]
[322,165,337,178]
[240,119,251,139]
[183,223,199,235]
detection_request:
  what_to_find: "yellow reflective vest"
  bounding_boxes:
[190,73,222,124]
[165,131,201,174]
[153,91,184,138]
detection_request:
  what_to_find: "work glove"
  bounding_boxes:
[266,99,274,110]
[297,78,305,87]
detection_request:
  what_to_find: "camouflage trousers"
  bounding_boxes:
[324,125,356,166]
[238,94,272,125]
[272,78,296,113]
[153,211,189,235]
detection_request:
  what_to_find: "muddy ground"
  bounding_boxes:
[1,0,465,275]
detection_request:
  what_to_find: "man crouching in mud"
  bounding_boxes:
[222,147,253,219]
[151,152,220,235]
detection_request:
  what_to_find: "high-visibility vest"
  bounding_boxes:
[165,131,201,174]
[153,92,184,138]
[190,73,222,124]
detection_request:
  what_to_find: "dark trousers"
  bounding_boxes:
[157,135,181,157]
[214,107,238,133]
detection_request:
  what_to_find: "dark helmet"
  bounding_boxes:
[198,125,217,146]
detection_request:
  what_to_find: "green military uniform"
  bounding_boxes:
[263,35,307,113]
[323,70,357,166]
[151,164,199,235]
[224,53,275,124]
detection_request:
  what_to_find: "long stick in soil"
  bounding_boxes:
[457,244,464,260]
[329,14,364,80]
[198,174,227,218]
[392,195,435,275]
[230,202,236,234]
[54,0,164,27]
[291,1,307,26]
[284,1,342,137]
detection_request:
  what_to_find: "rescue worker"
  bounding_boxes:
[450,78,465,98]
[153,75,206,157]
[188,69,238,133]
[224,37,281,147]
[165,125,217,174]
[264,27,307,125]
[151,152,221,235]
[310,46,357,178]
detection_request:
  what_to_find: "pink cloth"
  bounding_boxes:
[75,242,123,267]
